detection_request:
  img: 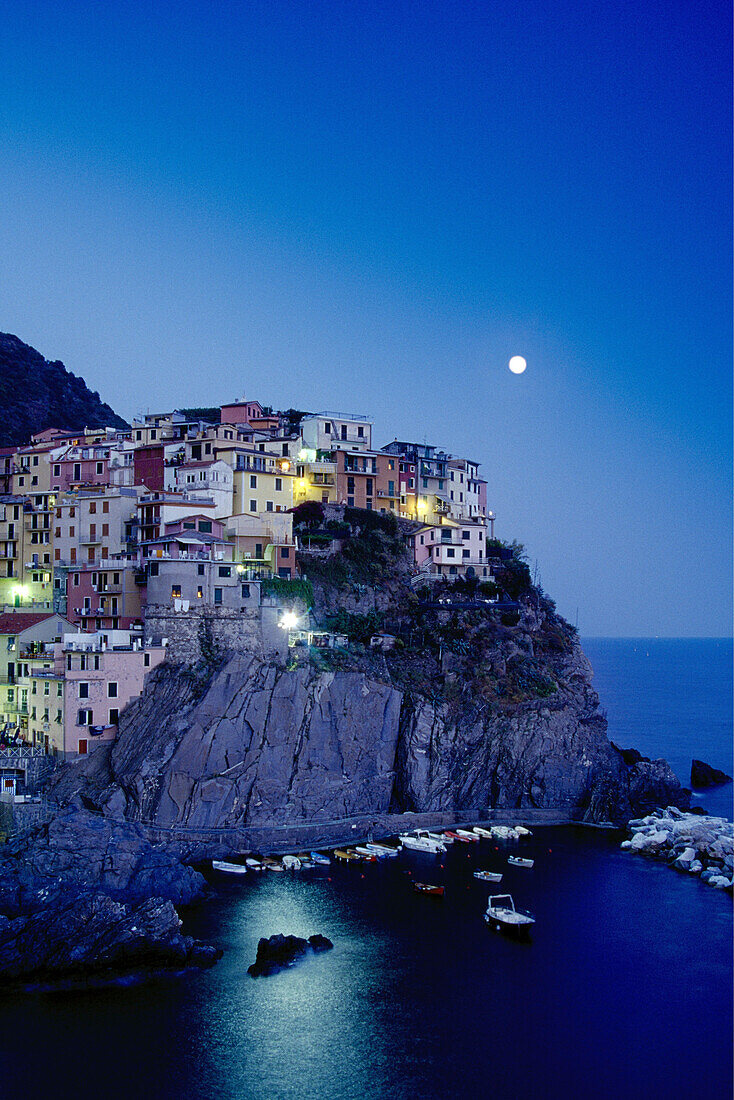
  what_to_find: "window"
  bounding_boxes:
[218,566,231,577]
[143,653,151,667]
[78,682,89,699]
[266,501,273,512]
[197,563,205,575]
[280,547,289,558]
[241,584,250,598]
[149,562,159,576]
[102,524,109,536]
[53,464,60,476]
[171,585,182,598]
[77,709,92,726]
[462,531,470,540]
[250,475,257,488]
[44,681,49,696]
[57,682,62,696]
[197,586,203,599]
[107,682,118,698]
[324,421,332,434]
[183,521,196,530]
[89,502,96,514]
[102,501,109,513]
[109,708,119,724]
[463,549,470,559]
[357,426,364,438]
[198,521,212,533]
[55,709,62,723]
[78,739,88,754]
[214,587,223,605]
[93,655,101,671]
[446,548,455,558]
[249,499,257,512]
[96,462,104,474]
[275,477,282,491]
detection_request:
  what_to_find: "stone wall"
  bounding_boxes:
[144,602,287,664]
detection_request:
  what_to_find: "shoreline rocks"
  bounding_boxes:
[621,807,733,890]
[0,805,219,986]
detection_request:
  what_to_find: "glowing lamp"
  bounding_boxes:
[279,611,299,630]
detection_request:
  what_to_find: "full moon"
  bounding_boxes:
[509,355,527,374]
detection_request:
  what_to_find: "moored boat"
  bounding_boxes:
[474,870,504,883]
[365,843,397,857]
[212,860,248,875]
[399,830,447,853]
[245,857,264,871]
[446,830,472,843]
[354,846,377,860]
[428,831,452,845]
[282,855,302,870]
[263,858,285,872]
[334,848,360,861]
[473,826,494,839]
[310,851,331,865]
[484,894,535,932]
[455,829,480,842]
[413,882,445,896]
[508,856,534,868]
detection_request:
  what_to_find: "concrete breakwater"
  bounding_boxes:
[621,807,734,889]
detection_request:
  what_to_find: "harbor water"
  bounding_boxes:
[0,638,731,1100]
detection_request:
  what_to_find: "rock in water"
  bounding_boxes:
[691,759,732,788]
[248,933,334,976]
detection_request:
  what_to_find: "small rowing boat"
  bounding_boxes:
[455,829,480,842]
[282,855,302,870]
[212,860,248,875]
[473,826,494,839]
[354,846,377,860]
[428,831,452,845]
[474,870,504,883]
[445,830,471,843]
[262,858,285,872]
[507,856,534,869]
[413,882,445,896]
[365,843,398,857]
[334,849,360,861]
[245,857,264,871]
[310,851,331,865]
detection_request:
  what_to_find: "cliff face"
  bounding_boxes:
[0,333,128,445]
[53,643,685,830]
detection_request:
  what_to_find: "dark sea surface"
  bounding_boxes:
[0,639,731,1100]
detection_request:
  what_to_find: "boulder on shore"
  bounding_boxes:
[690,759,732,788]
[622,808,734,891]
[248,932,334,977]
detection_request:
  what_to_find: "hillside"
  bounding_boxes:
[0,333,128,445]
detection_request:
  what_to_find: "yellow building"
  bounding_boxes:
[215,445,294,516]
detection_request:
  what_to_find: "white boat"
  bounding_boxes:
[474,870,503,883]
[399,830,446,853]
[212,860,248,875]
[282,855,302,870]
[428,831,453,845]
[366,843,398,857]
[472,826,494,839]
[310,851,331,865]
[508,856,534,868]
[354,846,376,858]
[485,894,535,930]
[245,857,264,871]
[455,829,480,842]
[490,825,521,840]
[515,826,533,837]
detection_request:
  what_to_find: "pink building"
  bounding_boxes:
[57,630,167,756]
[52,448,111,492]
[66,564,144,631]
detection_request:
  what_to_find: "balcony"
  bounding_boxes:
[377,489,397,498]
[80,532,102,544]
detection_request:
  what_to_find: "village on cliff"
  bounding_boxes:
[0,399,504,779]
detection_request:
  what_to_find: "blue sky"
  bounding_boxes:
[1,0,730,635]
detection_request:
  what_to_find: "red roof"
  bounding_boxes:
[0,612,59,635]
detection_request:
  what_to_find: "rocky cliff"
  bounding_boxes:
[0,332,128,445]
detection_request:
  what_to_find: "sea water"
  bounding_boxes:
[0,639,731,1100]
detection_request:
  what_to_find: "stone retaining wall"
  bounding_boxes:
[144,602,287,664]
